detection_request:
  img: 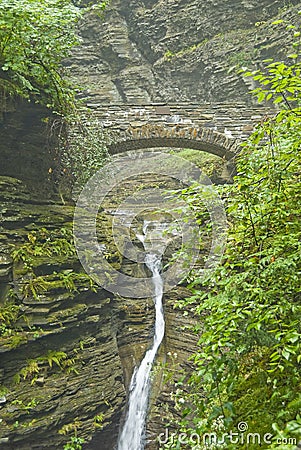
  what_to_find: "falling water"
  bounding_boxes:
[117,223,165,450]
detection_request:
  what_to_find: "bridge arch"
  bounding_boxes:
[108,124,240,161]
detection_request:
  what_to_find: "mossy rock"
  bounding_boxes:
[169,148,225,179]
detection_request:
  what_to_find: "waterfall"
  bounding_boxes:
[117,223,165,450]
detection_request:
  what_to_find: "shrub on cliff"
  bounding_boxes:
[161,18,301,450]
[0,0,108,114]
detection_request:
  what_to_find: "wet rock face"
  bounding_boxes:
[0,177,126,449]
[0,176,200,449]
[0,103,56,196]
[67,0,301,105]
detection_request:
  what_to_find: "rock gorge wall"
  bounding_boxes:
[0,177,124,449]
[0,176,198,449]
[68,0,301,104]
[0,102,56,196]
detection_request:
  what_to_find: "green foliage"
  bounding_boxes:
[21,270,97,300]
[93,413,104,428]
[0,0,80,112]
[0,299,26,349]
[59,419,85,450]
[227,48,259,69]
[164,39,208,61]
[14,359,40,384]
[0,0,110,113]
[164,50,175,61]
[53,113,111,194]
[3,332,28,349]
[59,418,82,436]
[14,350,77,384]
[0,0,111,198]
[43,350,68,368]
[242,17,301,107]
[0,385,8,397]
[163,19,301,449]
[11,227,76,268]
[63,436,85,450]
[169,149,224,177]
[11,398,39,412]
[0,302,20,335]
[11,226,97,300]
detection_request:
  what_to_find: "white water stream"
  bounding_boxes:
[117,222,166,450]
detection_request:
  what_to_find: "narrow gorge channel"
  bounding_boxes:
[118,221,165,450]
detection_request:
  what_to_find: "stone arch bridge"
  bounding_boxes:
[88,102,276,162]
[0,100,277,192]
